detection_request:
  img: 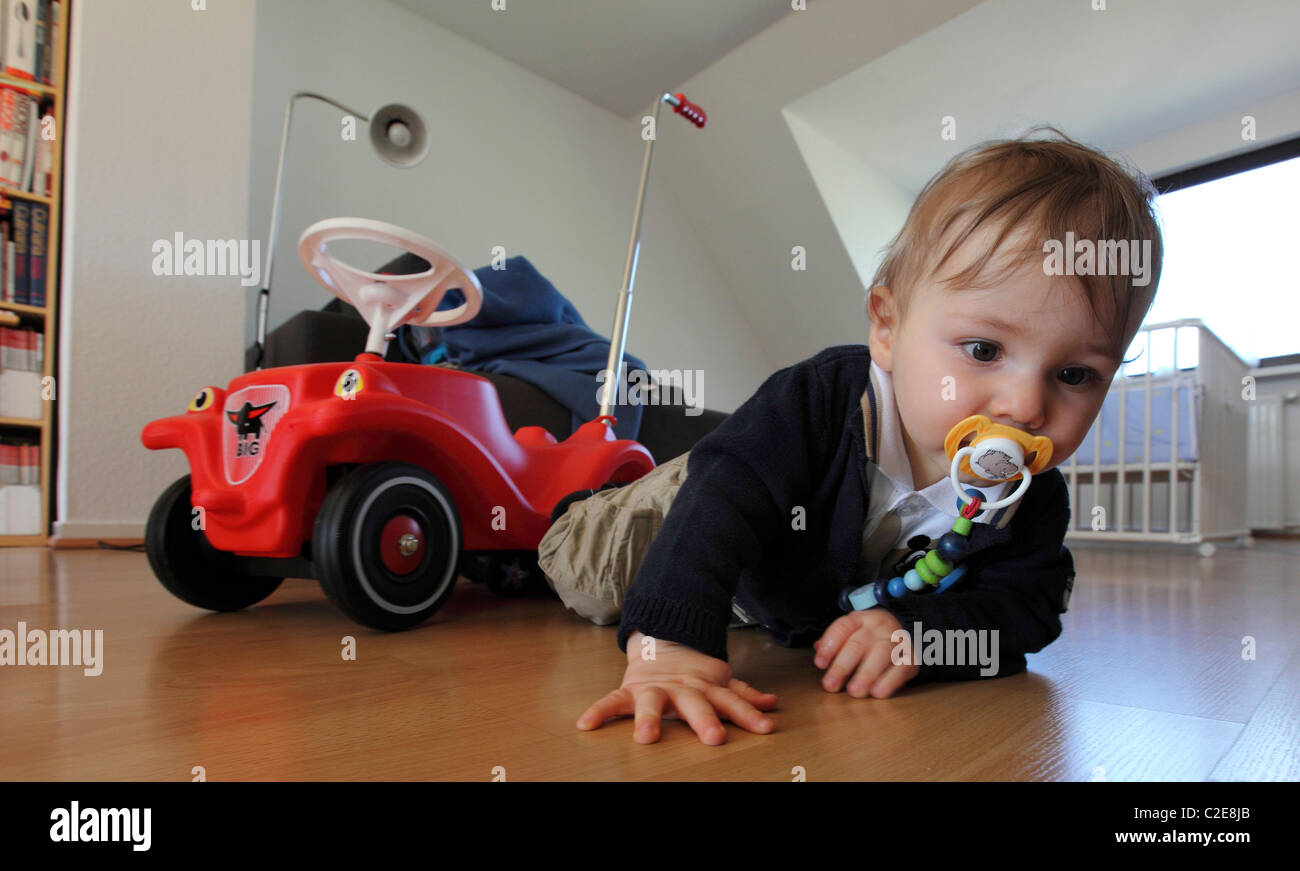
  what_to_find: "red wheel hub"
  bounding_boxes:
[379,515,425,575]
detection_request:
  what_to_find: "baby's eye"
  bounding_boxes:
[962,341,1000,363]
[1058,366,1098,387]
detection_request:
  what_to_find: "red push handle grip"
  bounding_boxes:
[672,92,707,128]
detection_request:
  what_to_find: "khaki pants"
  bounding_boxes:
[537,452,690,625]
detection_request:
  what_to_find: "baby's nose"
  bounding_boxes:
[988,386,1046,431]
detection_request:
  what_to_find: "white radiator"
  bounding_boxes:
[1247,395,1286,530]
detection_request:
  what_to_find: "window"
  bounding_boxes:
[1134,139,1300,370]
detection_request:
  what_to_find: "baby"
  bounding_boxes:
[572,128,1163,744]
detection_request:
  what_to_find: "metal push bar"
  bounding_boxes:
[598,92,707,421]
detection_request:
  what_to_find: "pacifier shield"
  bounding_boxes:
[944,414,1054,477]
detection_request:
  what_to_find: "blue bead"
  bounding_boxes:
[888,575,908,598]
[903,569,926,591]
[937,532,969,562]
[846,583,881,610]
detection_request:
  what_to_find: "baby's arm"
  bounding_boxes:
[614,356,839,663]
[579,355,845,743]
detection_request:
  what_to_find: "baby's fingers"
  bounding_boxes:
[822,634,869,692]
[632,687,671,743]
[846,641,895,697]
[728,678,779,710]
[868,662,919,698]
[576,689,634,731]
[706,686,775,735]
[666,687,728,745]
[813,615,859,669]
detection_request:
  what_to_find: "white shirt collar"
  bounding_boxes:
[869,361,917,491]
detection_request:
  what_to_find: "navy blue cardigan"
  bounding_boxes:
[616,344,1075,684]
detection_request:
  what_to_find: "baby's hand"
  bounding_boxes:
[576,631,778,745]
[813,609,918,698]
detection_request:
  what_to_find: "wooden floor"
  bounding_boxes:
[2,539,1298,781]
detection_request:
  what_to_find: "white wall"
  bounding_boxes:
[647,0,985,372]
[784,110,913,301]
[55,0,257,540]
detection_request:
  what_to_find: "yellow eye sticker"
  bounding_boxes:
[188,387,216,412]
[335,369,363,399]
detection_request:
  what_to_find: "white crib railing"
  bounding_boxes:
[1064,319,1250,556]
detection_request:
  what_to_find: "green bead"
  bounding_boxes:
[915,559,937,585]
[924,550,953,576]
[953,516,973,536]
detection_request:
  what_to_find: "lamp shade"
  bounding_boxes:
[369,103,429,167]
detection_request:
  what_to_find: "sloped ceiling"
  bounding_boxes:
[390,0,797,116]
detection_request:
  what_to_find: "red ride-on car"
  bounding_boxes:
[141,218,655,630]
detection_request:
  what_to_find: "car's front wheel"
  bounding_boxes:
[312,462,461,631]
[145,476,284,612]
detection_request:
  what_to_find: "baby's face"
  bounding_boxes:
[869,247,1124,489]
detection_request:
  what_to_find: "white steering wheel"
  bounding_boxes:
[298,217,484,356]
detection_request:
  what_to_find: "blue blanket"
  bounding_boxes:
[429,256,647,440]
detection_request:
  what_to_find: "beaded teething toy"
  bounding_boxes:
[838,415,1053,612]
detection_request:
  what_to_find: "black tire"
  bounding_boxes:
[312,462,461,631]
[145,476,284,612]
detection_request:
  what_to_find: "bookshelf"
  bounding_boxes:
[0,0,69,547]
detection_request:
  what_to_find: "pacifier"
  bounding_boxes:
[944,415,1053,511]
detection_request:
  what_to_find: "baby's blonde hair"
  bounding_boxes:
[870,126,1163,358]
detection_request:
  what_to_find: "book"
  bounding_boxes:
[0,435,41,533]
[11,199,25,303]
[45,1,61,87]
[33,0,45,88]
[3,0,36,81]
[0,442,18,485]
[0,87,18,187]
[19,94,36,192]
[0,216,7,304]
[9,89,29,190]
[28,201,43,305]
[31,109,51,195]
